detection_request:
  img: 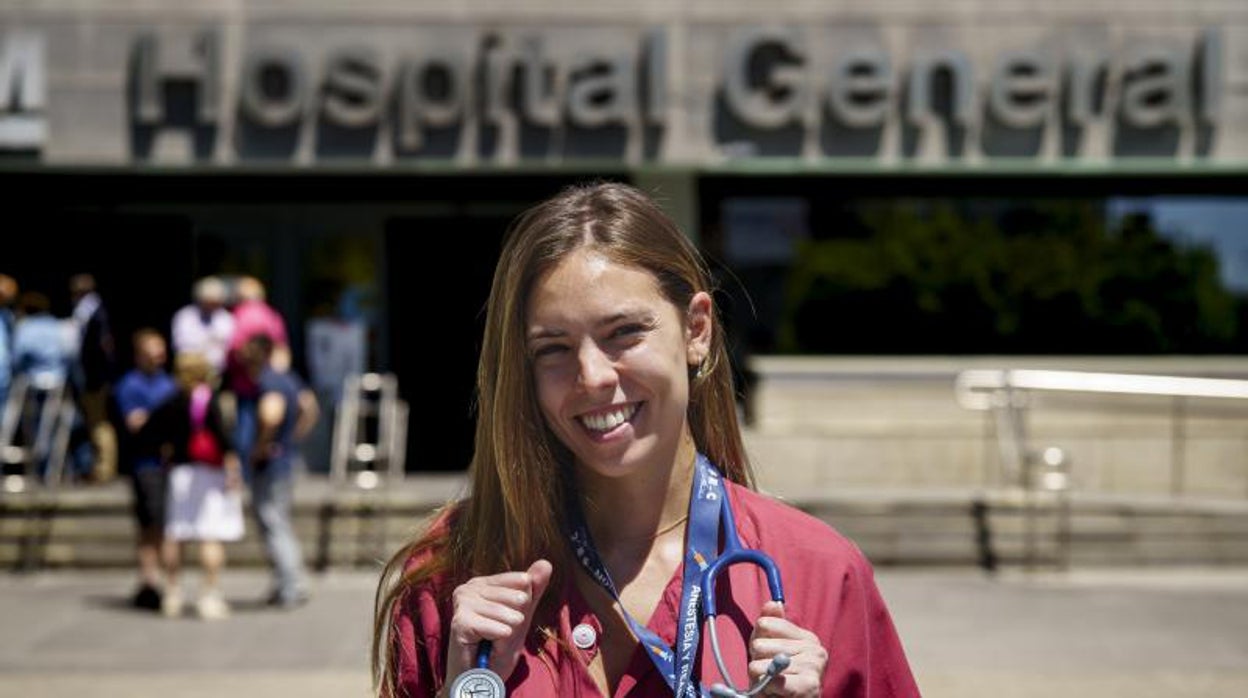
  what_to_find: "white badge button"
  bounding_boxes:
[572,623,597,650]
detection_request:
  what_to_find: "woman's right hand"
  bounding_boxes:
[445,559,553,688]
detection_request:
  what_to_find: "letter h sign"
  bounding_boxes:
[134,31,221,126]
[0,32,47,151]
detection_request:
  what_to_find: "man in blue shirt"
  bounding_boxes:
[241,334,318,608]
[114,328,177,610]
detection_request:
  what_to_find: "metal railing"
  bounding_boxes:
[955,368,1248,569]
[330,372,408,488]
[1,373,78,493]
[956,369,1248,496]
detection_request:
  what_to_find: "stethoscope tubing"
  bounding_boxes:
[475,640,493,669]
[702,487,788,697]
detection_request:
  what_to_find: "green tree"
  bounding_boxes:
[781,201,1240,354]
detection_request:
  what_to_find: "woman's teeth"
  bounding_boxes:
[579,404,638,432]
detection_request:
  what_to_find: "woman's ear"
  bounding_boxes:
[685,291,713,366]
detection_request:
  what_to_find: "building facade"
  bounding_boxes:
[3,1,1246,473]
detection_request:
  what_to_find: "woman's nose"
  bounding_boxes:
[576,342,617,390]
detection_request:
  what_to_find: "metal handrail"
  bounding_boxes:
[330,372,407,487]
[956,369,1248,411]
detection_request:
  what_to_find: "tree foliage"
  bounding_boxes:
[781,200,1242,354]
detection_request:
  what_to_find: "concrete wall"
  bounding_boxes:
[746,357,1248,502]
[3,0,1246,166]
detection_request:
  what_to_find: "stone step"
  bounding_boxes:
[2,477,1247,570]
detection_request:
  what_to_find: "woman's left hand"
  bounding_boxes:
[747,600,828,697]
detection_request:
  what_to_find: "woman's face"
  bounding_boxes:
[525,249,711,482]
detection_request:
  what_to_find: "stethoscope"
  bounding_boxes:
[702,484,790,698]
[449,489,791,698]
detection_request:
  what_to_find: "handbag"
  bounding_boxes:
[186,384,225,466]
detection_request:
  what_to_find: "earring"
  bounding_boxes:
[693,357,710,380]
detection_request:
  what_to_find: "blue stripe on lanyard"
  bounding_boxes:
[568,453,728,697]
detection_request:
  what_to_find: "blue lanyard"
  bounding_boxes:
[568,453,728,697]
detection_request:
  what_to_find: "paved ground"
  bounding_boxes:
[881,567,1248,698]
[0,567,1246,697]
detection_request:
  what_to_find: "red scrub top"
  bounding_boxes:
[390,481,921,697]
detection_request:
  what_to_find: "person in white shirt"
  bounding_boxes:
[172,277,236,377]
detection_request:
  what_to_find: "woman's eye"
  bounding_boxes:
[612,323,645,339]
[533,344,567,358]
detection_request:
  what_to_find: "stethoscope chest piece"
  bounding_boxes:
[448,668,505,698]
[449,641,506,698]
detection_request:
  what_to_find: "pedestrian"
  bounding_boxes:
[0,274,18,426]
[69,273,119,482]
[10,291,74,482]
[142,351,244,620]
[171,276,235,378]
[224,276,289,481]
[239,334,318,609]
[114,328,178,610]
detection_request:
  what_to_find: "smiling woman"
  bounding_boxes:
[372,182,920,698]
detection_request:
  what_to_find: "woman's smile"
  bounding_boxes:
[576,401,644,440]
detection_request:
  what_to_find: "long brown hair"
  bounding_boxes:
[371,181,754,693]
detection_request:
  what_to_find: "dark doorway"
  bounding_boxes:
[385,214,506,472]
[6,211,195,369]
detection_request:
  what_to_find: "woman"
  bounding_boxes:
[143,350,244,620]
[373,183,919,697]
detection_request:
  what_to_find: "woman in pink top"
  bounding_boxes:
[226,275,289,399]
[372,183,920,697]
